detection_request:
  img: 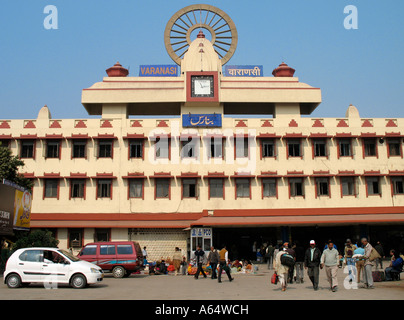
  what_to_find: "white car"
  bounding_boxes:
[3,247,103,289]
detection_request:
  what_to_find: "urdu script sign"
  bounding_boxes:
[182,114,222,128]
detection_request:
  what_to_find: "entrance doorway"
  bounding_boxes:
[212,227,278,261]
[290,226,361,253]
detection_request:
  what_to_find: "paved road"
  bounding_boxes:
[1,265,403,301]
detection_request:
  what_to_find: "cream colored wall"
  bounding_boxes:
[2,113,404,215]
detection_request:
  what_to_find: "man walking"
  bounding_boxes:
[266,243,275,270]
[218,245,234,283]
[294,241,305,284]
[207,246,219,279]
[362,238,375,289]
[321,241,339,292]
[374,241,385,270]
[194,245,207,279]
[284,242,296,284]
[304,240,321,290]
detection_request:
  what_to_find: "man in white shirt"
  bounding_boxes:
[321,241,339,292]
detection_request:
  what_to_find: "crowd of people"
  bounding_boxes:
[141,239,403,292]
[270,238,404,292]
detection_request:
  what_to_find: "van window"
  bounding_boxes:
[19,250,42,262]
[117,245,133,255]
[80,245,97,256]
[100,245,116,255]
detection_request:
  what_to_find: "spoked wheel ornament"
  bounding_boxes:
[164,4,238,65]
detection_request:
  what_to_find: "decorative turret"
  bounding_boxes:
[197,30,206,38]
[272,62,295,77]
[106,62,129,77]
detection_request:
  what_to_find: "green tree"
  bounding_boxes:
[0,146,33,191]
[12,230,59,252]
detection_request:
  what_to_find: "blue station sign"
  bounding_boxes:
[182,114,222,128]
[224,65,263,77]
[139,65,179,77]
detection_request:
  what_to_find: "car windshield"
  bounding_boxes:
[58,249,80,262]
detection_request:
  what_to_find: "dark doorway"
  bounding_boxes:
[290,225,362,253]
[212,227,278,261]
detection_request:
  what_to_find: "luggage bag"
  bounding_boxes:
[372,270,385,282]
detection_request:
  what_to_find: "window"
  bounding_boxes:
[316,178,330,197]
[95,229,109,242]
[236,178,250,198]
[97,179,112,198]
[209,178,224,199]
[46,140,60,158]
[313,139,327,157]
[72,140,86,158]
[287,139,301,157]
[289,178,304,197]
[100,245,116,255]
[117,245,133,255]
[19,250,42,262]
[69,229,83,248]
[0,140,10,148]
[71,179,85,198]
[363,138,377,157]
[181,139,197,158]
[129,179,143,198]
[392,177,404,195]
[388,139,401,157]
[98,139,113,158]
[182,178,197,198]
[262,140,275,158]
[20,140,34,158]
[43,250,67,264]
[235,137,248,158]
[262,178,277,197]
[80,245,97,256]
[155,137,169,159]
[341,177,355,196]
[339,139,352,157]
[209,138,223,158]
[129,140,143,158]
[44,179,58,198]
[366,177,380,196]
[155,178,170,198]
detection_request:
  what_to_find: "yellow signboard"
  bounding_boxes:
[13,189,32,230]
[0,180,31,234]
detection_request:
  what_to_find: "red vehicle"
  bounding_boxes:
[78,241,144,278]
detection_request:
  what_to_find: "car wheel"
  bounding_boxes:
[70,274,87,289]
[112,266,126,278]
[6,273,22,288]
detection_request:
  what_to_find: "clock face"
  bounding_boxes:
[191,76,214,97]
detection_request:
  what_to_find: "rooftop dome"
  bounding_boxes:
[272,62,295,77]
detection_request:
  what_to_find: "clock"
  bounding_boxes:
[191,75,214,97]
[187,72,218,102]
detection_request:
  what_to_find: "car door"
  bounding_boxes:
[41,250,70,285]
[78,244,98,265]
[98,244,116,271]
[116,244,136,270]
[17,249,43,282]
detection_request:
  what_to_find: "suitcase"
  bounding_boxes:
[372,270,385,282]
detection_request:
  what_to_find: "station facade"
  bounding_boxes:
[1,5,404,260]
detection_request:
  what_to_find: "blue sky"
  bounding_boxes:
[0,0,403,120]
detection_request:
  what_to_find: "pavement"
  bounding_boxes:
[1,262,403,301]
